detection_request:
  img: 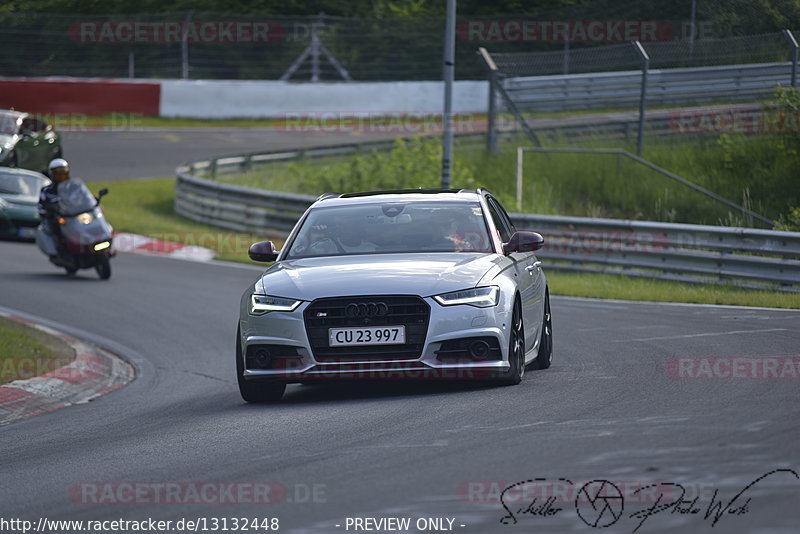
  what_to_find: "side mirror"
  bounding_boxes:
[503,231,544,255]
[248,241,279,262]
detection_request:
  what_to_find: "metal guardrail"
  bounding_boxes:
[502,62,795,112]
[175,148,800,292]
[511,214,800,291]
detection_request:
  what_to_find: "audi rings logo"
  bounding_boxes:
[345,302,389,318]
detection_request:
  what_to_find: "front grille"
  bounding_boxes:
[304,295,430,361]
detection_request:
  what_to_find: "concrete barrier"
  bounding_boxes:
[0,77,160,115]
[159,79,488,118]
[0,76,487,118]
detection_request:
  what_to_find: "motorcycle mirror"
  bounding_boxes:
[98,188,109,198]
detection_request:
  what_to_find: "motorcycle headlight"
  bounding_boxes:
[250,294,302,315]
[77,212,94,224]
[433,286,500,308]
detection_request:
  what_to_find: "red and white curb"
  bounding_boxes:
[0,311,134,426]
[113,232,216,262]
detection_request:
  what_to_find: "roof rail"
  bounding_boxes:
[316,192,342,201]
[339,188,465,198]
[476,187,494,196]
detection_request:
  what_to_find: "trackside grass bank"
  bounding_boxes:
[89,178,799,309]
[0,317,75,385]
[215,132,798,228]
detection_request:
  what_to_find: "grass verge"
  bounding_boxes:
[0,317,75,385]
[547,272,800,309]
[86,178,283,264]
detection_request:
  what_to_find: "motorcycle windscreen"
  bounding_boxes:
[57,179,96,215]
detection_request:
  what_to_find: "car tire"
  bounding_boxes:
[496,297,525,386]
[95,255,111,280]
[236,327,286,403]
[531,289,553,370]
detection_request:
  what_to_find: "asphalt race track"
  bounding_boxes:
[1,131,800,533]
[60,129,403,181]
[2,241,799,534]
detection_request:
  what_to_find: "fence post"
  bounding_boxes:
[486,69,498,153]
[478,47,541,148]
[784,30,799,88]
[479,47,498,153]
[632,41,650,156]
[128,52,134,78]
[181,11,193,79]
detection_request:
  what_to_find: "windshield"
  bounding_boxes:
[0,113,20,135]
[57,179,96,214]
[285,201,493,259]
[0,171,47,196]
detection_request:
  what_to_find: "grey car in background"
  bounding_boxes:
[0,167,50,240]
[237,188,553,402]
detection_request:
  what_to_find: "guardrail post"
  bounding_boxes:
[240,154,252,173]
[632,41,650,156]
[784,30,799,87]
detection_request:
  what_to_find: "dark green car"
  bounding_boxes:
[0,110,63,174]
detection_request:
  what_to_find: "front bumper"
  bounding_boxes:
[239,296,513,382]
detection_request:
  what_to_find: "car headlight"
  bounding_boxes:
[250,294,302,315]
[433,286,500,308]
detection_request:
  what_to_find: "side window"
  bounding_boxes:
[33,118,48,133]
[492,197,517,235]
[20,118,35,135]
[486,199,512,243]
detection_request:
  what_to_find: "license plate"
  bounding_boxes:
[17,227,36,238]
[329,326,406,346]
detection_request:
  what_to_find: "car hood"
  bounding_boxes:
[255,253,505,300]
[0,192,38,207]
[0,134,15,149]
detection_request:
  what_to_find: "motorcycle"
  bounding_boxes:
[35,179,114,280]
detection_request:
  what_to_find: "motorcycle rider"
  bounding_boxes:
[37,158,71,254]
